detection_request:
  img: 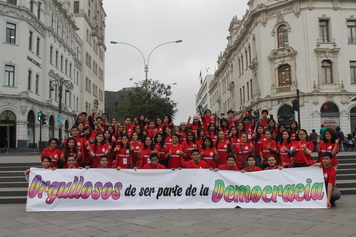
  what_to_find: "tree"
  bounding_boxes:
[115,79,178,122]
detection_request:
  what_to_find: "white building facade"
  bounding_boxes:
[213,0,356,134]
[196,75,214,114]
[0,0,105,149]
[73,0,106,114]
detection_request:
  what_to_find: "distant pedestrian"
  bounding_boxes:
[335,127,344,152]
[309,129,318,151]
[320,125,327,139]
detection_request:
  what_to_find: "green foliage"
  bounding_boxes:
[115,79,178,122]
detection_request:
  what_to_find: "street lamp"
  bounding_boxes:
[110,40,182,81]
[50,76,74,144]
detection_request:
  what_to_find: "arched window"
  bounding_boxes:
[277,25,288,48]
[278,65,291,87]
[322,60,333,83]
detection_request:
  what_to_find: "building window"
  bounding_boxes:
[65,59,68,75]
[321,60,333,83]
[319,20,329,42]
[5,65,15,87]
[350,61,356,84]
[37,2,41,20]
[29,31,33,50]
[69,63,72,78]
[35,75,39,94]
[7,0,17,5]
[30,0,34,12]
[50,46,53,63]
[347,20,356,43]
[36,37,40,55]
[250,79,253,97]
[55,51,58,67]
[277,25,288,48]
[28,70,32,90]
[74,1,79,13]
[60,55,63,71]
[6,23,16,44]
[278,64,292,86]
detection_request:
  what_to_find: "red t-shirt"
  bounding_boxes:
[234,142,252,168]
[112,145,131,169]
[164,135,172,146]
[183,159,209,169]
[142,163,167,169]
[155,143,166,161]
[166,144,184,169]
[254,135,266,156]
[216,140,230,165]
[146,129,155,138]
[41,148,61,168]
[218,164,240,171]
[177,131,187,144]
[201,116,215,131]
[189,124,200,137]
[245,124,255,141]
[260,139,277,160]
[89,143,109,168]
[242,166,262,172]
[318,141,339,166]
[124,124,136,140]
[205,132,218,144]
[138,147,155,168]
[277,141,293,167]
[130,141,142,167]
[201,148,217,168]
[265,165,282,170]
[182,140,200,161]
[230,136,240,147]
[292,141,314,164]
[322,165,336,186]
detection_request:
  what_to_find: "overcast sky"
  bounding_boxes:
[103,0,248,123]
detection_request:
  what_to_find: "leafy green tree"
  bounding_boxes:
[114,79,177,122]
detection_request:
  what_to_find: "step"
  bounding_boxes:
[0,182,28,188]
[0,166,41,171]
[337,159,356,164]
[0,176,27,182]
[0,196,26,204]
[336,163,356,169]
[0,162,40,167]
[335,168,356,174]
[0,188,27,197]
[336,180,356,189]
[336,173,356,180]
[0,171,25,177]
[339,187,356,195]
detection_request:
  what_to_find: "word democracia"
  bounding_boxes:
[212,179,324,203]
[28,175,122,204]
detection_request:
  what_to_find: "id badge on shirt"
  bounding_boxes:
[123,158,127,165]
[147,158,151,164]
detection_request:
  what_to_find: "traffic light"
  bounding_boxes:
[292,99,298,111]
[42,114,47,125]
[37,111,43,121]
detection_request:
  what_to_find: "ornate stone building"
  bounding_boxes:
[211,0,356,133]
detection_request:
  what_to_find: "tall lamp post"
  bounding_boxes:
[50,77,74,144]
[110,40,182,81]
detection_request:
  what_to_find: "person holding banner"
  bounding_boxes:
[142,152,166,169]
[165,134,186,169]
[264,155,283,170]
[113,135,131,170]
[98,156,110,168]
[66,155,80,169]
[183,149,209,169]
[312,152,341,208]
[316,128,339,169]
[25,157,56,181]
[201,136,218,168]
[241,155,262,172]
[215,154,240,171]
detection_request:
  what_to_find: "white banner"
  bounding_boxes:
[26,167,327,212]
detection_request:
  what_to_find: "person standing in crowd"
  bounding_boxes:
[165,134,186,169]
[154,133,166,166]
[129,132,142,167]
[87,133,111,168]
[61,137,81,168]
[113,135,131,169]
[309,129,318,152]
[200,136,218,168]
[183,149,209,169]
[205,123,218,145]
[163,115,175,130]
[290,129,314,167]
[320,125,327,139]
[123,116,136,140]
[277,130,294,168]
[253,125,265,167]
[335,127,344,152]
[215,130,231,166]
[259,129,277,168]
[258,109,273,129]
[317,128,339,169]
[198,105,216,131]
[40,138,62,168]
[155,117,164,134]
[187,115,202,137]
[182,130,200,161]
[136,135,156,169]
[289,121,299,142]
[312,152,341,208]
[176,122,188,144]
[234,132,253,169]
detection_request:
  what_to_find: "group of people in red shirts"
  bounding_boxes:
[36,107,341,208]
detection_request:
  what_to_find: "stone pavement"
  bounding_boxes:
[0,195,355,237]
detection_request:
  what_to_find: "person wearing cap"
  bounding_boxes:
[187,115,202,137]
